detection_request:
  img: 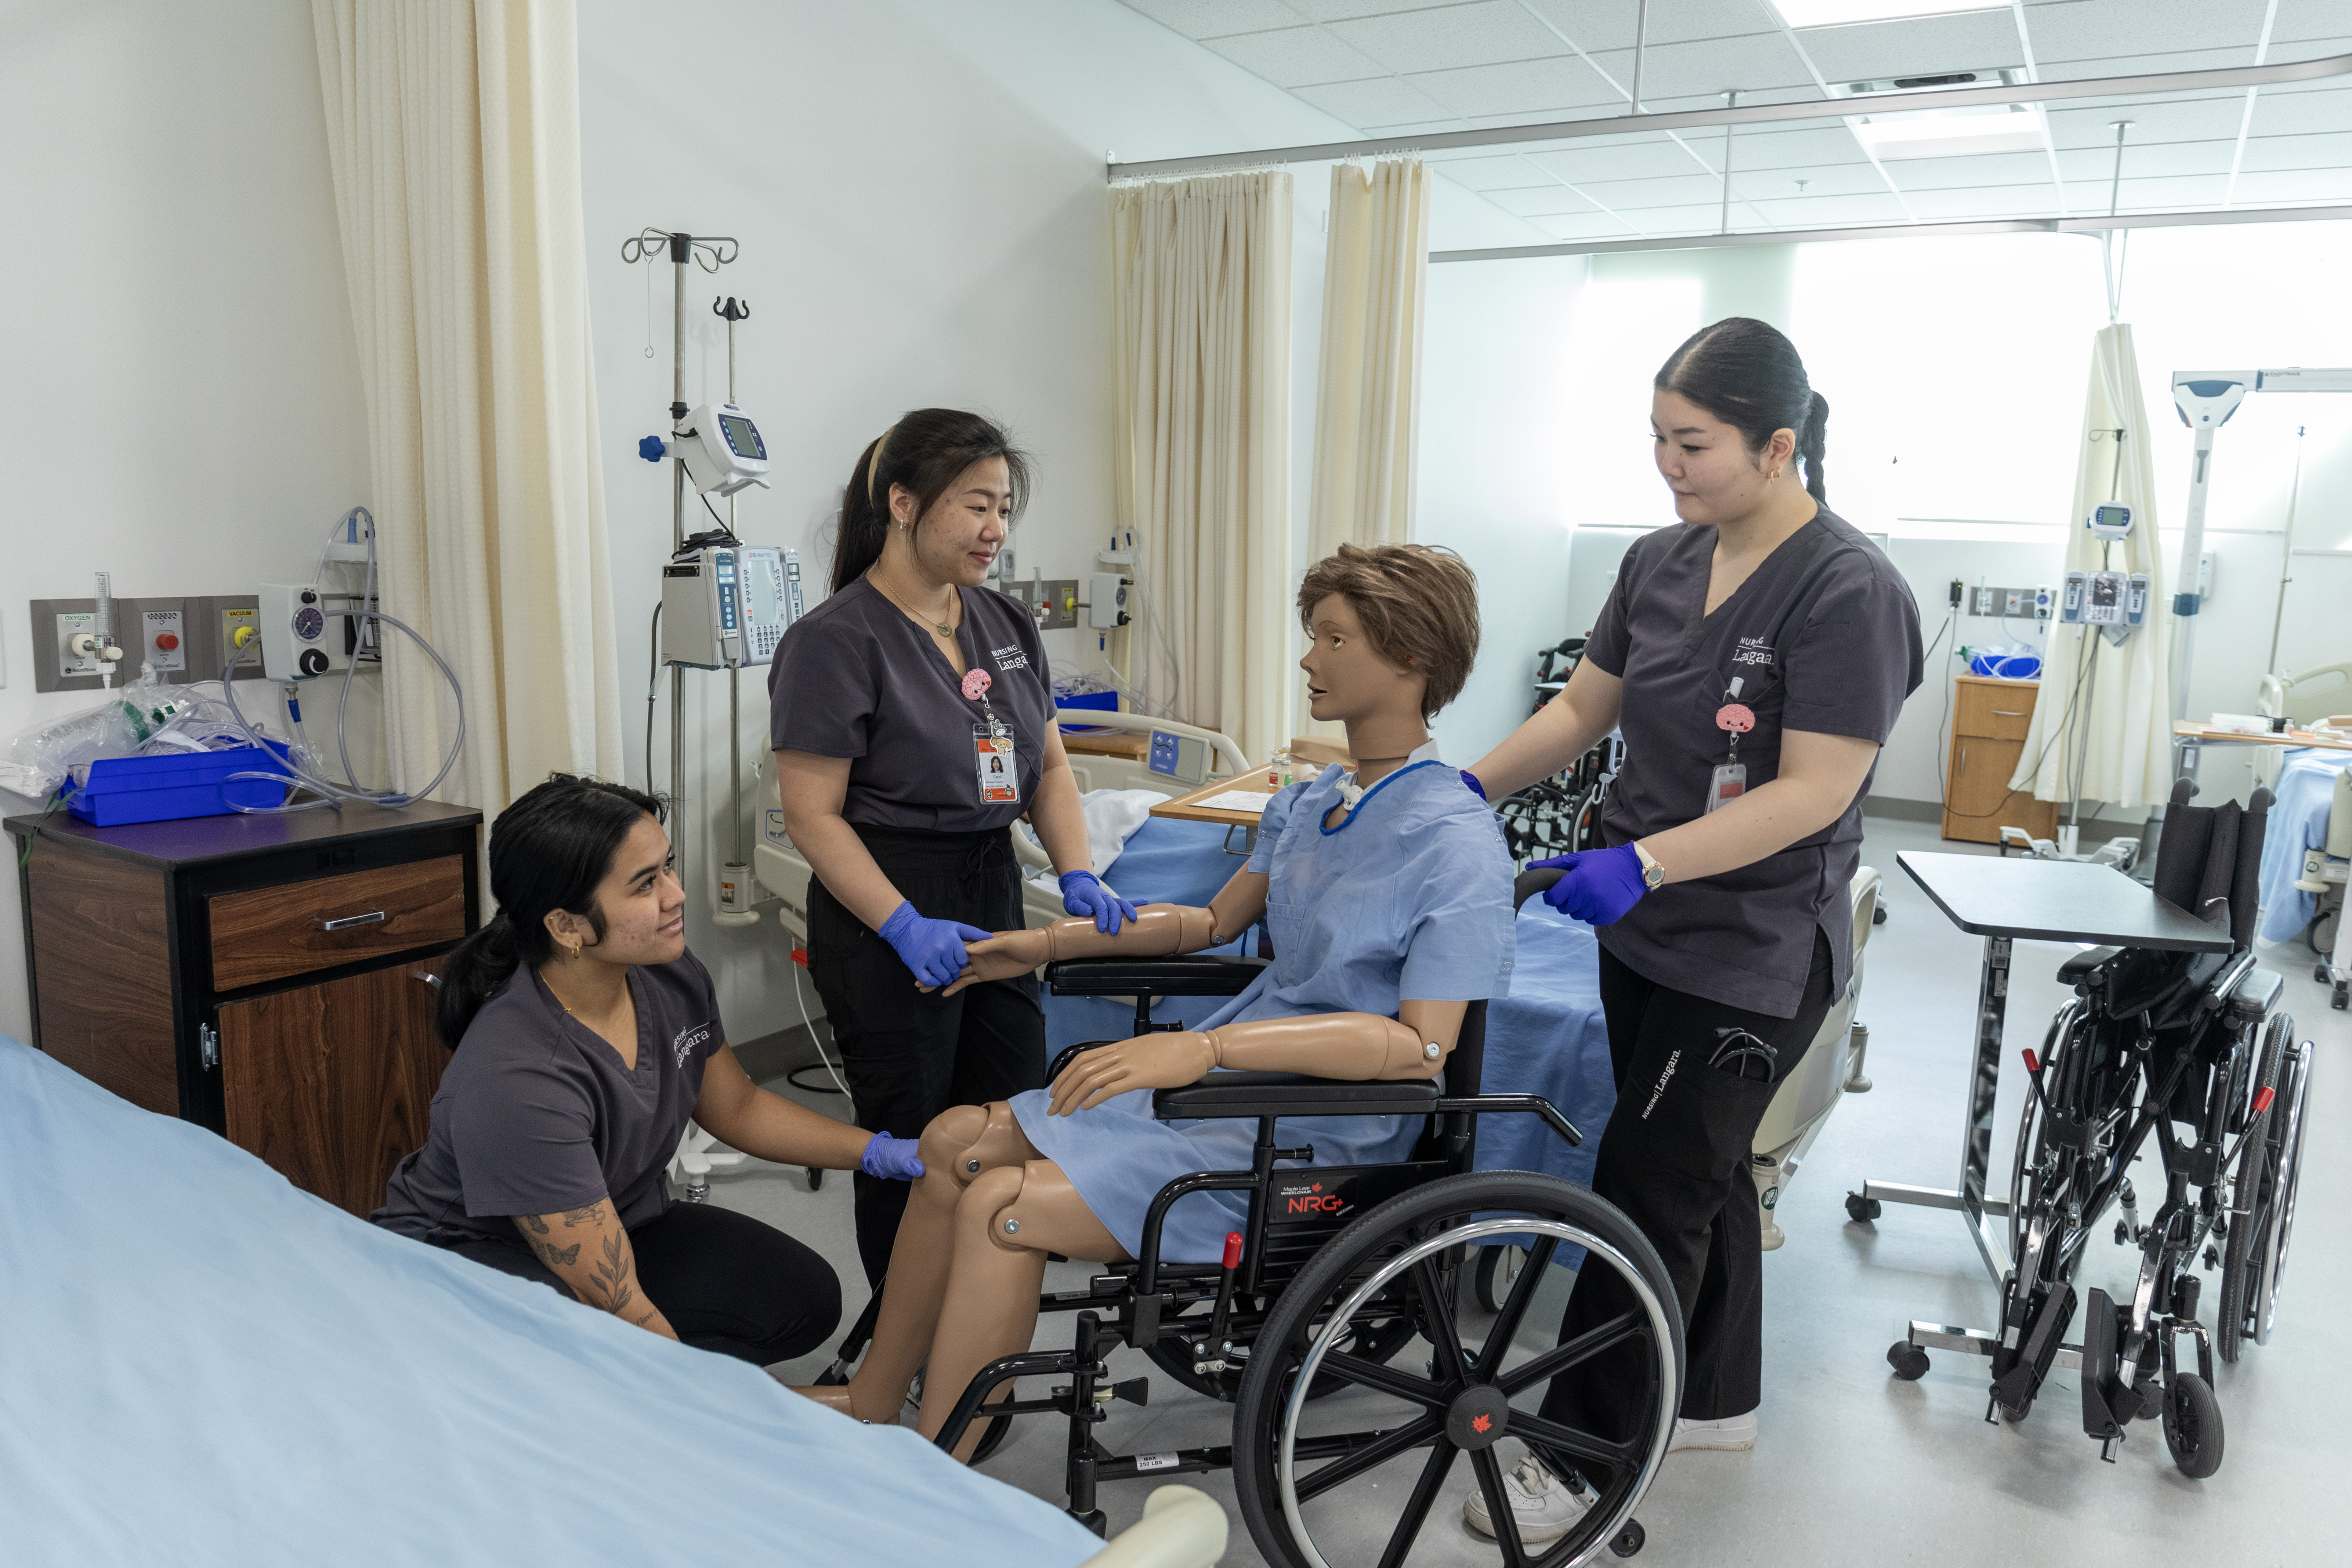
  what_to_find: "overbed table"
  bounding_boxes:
[1863,852,2231,1370]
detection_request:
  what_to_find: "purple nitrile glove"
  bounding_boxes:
[1528,845,1650,926]
[876,901,994,989]
[1460,770,1488,801]
[859,1132,926,1181]
[1060,869,1140,934]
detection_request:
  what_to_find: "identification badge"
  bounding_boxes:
[975,724,1019,804]
[1705,761,1747,814]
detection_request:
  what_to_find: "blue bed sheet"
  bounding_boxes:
[2258,748,2352,945]
[0,1036,1100,1568]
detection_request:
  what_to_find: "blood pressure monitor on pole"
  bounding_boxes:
[622,228,806,927]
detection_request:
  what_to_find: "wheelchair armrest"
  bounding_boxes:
[1044,956,1268,998]
[1152,1071,1441,1121]
[2224,964,2285,1024]
[2057,946,2123,986]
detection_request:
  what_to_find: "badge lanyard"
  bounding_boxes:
[1707,676,1752,815]
[962,667,1020,805]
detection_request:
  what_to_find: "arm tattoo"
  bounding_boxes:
[561,1202,607,1228]
[518,1213,550,1236]
[589,1227,638,1316]
[532,1239,581,1269]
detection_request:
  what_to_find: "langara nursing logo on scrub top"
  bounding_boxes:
[1732,636,1775,669]
[671,1024,712,1068]
[991,644,1030,673]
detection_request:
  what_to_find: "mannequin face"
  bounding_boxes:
[1298,594,1426,731]
[543,814,686,970]
[1651,389,1799,529]
[889,455,1013,589]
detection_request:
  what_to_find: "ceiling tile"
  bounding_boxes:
[1118,0,1310,38]
[1729,161,1894,200]
[1407,54,1621,116]
[2236,130,2352,171]
[1718,124,1876,170]
[2052,138,2237,178]
[1742,190,1913,228]
[2249,84,2352,136]
[1897,185,2063,220]
[1286,0,1487,21]
[1366,117,1487,134]
[2272,0,2352,46]
[1481,182,1602,217]
[1582,33,1819,101]
[1597,171,1754,208]
[1527,137,1713,184]
[1202,25,1390,85]
[1871,148,2055,190]
[2035,46,2280,79]
[1288,75,1459,126]
[1613,201,1744,232]
[2020,0,2269,62]
[2226,165,2352,203]
[1520,0,1778,52]
[1327,1,1577,73]
[1418,151,1560,187]
[1786,10,2026,85]
[1531,209,1647,240]
[2045,94,2249,145]
[2060,171,2231,207]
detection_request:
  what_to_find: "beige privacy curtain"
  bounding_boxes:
[1110,172,1295,769]
[1308,157,1432,558]
[2012,323,2174,810]
[312,0,622,816]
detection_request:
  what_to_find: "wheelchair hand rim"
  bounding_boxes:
[2255,1039,2314,1345]
[1276,1215,1680,1568]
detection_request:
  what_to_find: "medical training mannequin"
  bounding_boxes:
[794,544,1515,1459]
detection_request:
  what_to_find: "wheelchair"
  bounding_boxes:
[1890,781,2312,1478]
[821,872,1682,1566]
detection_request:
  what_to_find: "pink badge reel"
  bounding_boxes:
[961,668,994,702]
[1716,702,1755,734]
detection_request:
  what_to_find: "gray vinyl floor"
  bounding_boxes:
[705,817,2352,1565]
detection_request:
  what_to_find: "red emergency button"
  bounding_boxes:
[156,633,180,651]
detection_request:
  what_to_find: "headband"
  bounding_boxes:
[864,425,897,506]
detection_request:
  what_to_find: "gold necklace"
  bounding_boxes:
[868,572,957,639]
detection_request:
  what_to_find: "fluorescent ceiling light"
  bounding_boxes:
[1773,2,2005,25]
[1852,105,2047,159]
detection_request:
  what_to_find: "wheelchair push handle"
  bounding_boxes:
[1513,867,1565,911]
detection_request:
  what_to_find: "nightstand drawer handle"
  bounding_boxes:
[315,910,390,932]
[1992,709,2029,717]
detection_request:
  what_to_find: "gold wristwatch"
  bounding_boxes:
[1632,841,1667,890]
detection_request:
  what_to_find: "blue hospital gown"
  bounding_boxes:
[1011,759,1515,1262]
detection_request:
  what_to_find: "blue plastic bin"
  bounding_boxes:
[1056,692,1119,733]
[65,742,294,827]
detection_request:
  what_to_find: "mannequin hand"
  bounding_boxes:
[1048,1032,1219,1116]
[1059,870,1139,934]
[858,1132,926,1181]
[940,927,1052,996]
[877,902,994,990]
[1527,845,1649,926]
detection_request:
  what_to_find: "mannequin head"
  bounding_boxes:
[1296,543,1480,758]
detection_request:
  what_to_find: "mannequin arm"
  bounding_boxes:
[1047,998,1470,1115]
[940,867,1271,995]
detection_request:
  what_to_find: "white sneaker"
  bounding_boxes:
[1669,1410,1756,1452]
[1462,1454,1591,1545]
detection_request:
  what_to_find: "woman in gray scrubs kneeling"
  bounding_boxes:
[375,774,922,1365]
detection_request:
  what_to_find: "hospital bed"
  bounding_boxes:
[0,1033,1227,1568]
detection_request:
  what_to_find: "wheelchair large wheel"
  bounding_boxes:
[2218,1017,2291,1362]
[1143,1298,1419,1404]
[2228,1029,2312,1352]
[1233,1170,1681,1568]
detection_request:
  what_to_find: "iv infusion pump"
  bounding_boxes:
[663,545,804,669]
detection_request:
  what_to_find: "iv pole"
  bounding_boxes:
[714,294,758,928]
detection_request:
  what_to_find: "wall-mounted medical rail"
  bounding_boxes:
[1108,50,2352,181]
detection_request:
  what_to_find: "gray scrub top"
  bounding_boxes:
[767,577,1052,834]
[1587,506,1921,1017]
[372,952,726,1241]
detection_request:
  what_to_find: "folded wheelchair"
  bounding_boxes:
[1888,781,2313,1478]
[819,873,1680,1567]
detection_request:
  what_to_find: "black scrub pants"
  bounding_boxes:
[1539,927,1836,1451]
[805,823,1046,1285]
[440,1201,841,1365]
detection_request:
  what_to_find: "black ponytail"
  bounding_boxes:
[435,774,667,1049]
[831,408,1033,594]
[1655,317,1830,505]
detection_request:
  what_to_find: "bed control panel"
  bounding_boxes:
[1149,729,1208,786]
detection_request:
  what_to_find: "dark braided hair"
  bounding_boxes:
[1655,317,1830,504]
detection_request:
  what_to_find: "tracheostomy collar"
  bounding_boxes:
[1335,738,1443,811]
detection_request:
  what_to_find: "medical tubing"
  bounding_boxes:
[216,609,465,811]
[332,520,380,792]
[644,602,665,794]
[789,962,854,1098]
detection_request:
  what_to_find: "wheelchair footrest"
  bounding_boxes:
[2078,1287,2145,1442]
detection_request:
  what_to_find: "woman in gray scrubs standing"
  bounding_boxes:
[770,409,1132,1286]
[1458,320,1922,1547]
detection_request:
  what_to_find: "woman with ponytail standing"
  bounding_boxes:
[374,775,918,1365]
[769,409,1126,1286]
[1457,320,1921,1546]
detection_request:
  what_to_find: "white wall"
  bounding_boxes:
[0,0,370,1042]
[576,0,1549,1044]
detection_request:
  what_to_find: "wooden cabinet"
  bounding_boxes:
[1942,676,2059,845]
[7,802,480,1215]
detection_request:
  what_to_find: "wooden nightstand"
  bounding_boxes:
[1942,676,2059,845]
[6,801,481,1215]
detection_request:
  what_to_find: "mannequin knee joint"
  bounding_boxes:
[960,1165,1032,1250]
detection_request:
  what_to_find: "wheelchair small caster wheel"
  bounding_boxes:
[2333,983,2348,1012]
[1872,904,1888,925]
[2315,964,2331,985]
[2163,1373,2224,1478]
[1888,1341,1930,1380]
[806,1167,824,1191]
[1610,1518,1646,1557]
[1847,1192,1882,1223]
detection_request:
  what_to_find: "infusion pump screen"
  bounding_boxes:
[719,413,766,459]
[740,548,795,662]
